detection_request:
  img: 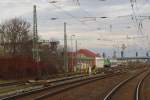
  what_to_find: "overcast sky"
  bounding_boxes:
[0,0,150,57]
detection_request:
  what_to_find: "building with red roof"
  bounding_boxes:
[78,49,97,58]
[68,49,100,72]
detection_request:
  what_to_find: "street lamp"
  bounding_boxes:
[70,35,81,72]
[75,36,82,73]
[49,1,58,3]
[70,35,75,52]
[70,34,75,72]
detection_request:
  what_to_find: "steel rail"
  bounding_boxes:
[1,73,122,100]
[135,71,150,100]
[0,74,88,100]
[103,69,147,100]
[33,73,122,100]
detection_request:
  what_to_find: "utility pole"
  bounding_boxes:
[33,5,40,78]
[64,22,68,72]
[33,5,38,60]
[75,40,78,72]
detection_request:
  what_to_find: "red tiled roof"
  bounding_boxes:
[78,49,97,57]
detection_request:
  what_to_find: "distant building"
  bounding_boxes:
[39,40,59,55]
[68,49,104,72]
[116,57,150,63]
[77,49,96,71]
[95,57,104,68]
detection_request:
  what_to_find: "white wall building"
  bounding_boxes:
[95,57,104,68]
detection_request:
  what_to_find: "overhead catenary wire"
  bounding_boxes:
[129,0,150,49]
[129,0,144,34]
[73,0,80,6]
[49,3,100,33]
[74,4,108,31]
[74,0,142,34]
[47,0,149,49]
[71,0,146,46]
[133,0,146,34]
[49,0,115,33]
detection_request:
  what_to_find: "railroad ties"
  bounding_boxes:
[103,68,150,100]
[0,69,122,100]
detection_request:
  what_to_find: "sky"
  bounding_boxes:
[0,0,150,57]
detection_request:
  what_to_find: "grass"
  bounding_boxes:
[0,80,14,84]
[0,84,38,94]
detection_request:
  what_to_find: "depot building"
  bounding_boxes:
[68,49,104,72]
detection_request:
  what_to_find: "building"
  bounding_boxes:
[95,57,104,68]
[77,49,96,71]
[68,49,104,72]
[116,57,150,63]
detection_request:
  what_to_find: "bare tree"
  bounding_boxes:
[39,41,64,75]
[0,18,32,56]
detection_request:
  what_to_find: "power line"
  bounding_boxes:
[73,0,80,6]
[49,3,98,32]
[129,0,144,34]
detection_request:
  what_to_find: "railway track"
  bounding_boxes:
[0,67,146,100]
[0,81,28,93]
[0,81,25,87]
[0,75,64,90]
[103,69,150,100]
[136,70,150,100]
[32,73,122,100]
[0,66,124,100]
[0,72,83,88]
[1,72,122,100]
[0,74,88,99]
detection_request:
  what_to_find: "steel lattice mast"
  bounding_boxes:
[33,5,39,61]
[33,5,41,78]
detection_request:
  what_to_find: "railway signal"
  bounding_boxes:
[136,52,138,57]
[121,44,126,58]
